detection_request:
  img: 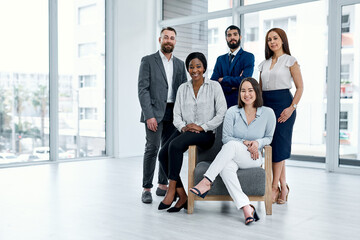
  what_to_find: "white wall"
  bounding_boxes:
[114,0,158,157]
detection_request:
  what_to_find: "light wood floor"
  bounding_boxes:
[0,156,359,240]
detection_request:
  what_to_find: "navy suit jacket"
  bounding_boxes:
[211,48,255,108]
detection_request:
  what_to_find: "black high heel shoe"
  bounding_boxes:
[190,176,213,199]
[245,204,260,225]
[158,201,172,210]
[158,192,177,210]
[167,200,188,213]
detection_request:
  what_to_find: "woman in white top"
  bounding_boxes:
[259,28,304,204]
[158,52,227,212]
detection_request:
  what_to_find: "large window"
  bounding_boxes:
[243,1,328,159]
[339,3,360,165]
[58,0,106,159]
[0,0,107,165]
[162,0,360,170]
[0,0,49,163]
[170,17,232,80]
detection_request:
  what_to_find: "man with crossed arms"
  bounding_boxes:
[211,25,255,108]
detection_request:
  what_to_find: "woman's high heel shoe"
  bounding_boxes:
[158,201,172,210]
[190,176,212,199]
[158,193,176,210]
[272,186,280,204]
[245,204,260,225]
[190,188,209,198]
[167,200,188,213]
[277,184,289,204]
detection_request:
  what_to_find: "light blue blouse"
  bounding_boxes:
[222,106,276,150]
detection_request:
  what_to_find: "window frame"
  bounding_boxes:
[47,0,113,163]
[159,0,360,174]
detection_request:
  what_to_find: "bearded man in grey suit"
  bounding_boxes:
[138,27,187,203]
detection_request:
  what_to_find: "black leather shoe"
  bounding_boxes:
[141,191,152,204]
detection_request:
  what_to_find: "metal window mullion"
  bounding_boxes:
[238,0,243,46]
[159,0,319,27]
[159,8,233,27]
[234,0,319,15]
[326,0,342,172]
[49,0,59,162]
[105,0,114,157]
[339,0,360,6]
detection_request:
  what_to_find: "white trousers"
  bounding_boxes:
[204,140,262,209]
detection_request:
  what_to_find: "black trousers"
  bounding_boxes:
[158,130,215,188]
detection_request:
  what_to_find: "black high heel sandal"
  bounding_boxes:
[167,200,188,213]
[190,176,213,199]
[245,204,260,225]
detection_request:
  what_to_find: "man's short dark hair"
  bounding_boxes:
[225,25,241,36]
[185,52,207,73]
[160,27,177,36]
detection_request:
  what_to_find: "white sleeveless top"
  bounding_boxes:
[258,54,297,91]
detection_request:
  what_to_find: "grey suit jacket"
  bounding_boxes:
[138,51,187,123]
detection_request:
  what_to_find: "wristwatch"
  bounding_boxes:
[292,104,297,109]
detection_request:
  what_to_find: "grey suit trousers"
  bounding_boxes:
[142,105,176,189]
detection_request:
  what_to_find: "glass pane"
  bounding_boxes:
[339,4,360,166]
[170,17,232,80]
[163,0,232,20]
[0,0,49,163]
[58,0,106,159]
[243,1,328,160]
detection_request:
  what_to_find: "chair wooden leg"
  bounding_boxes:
[264,145,272,215]
[187,193,194,214]
[187,145,197,214]
[265,192,272,215]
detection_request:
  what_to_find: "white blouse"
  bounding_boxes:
[258,54,298,91]
[173,78,227,132]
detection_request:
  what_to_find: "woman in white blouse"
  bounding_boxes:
[259,28,303,204]
[158,52,227,212]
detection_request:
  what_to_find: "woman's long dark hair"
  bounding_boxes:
[265,28,291,60]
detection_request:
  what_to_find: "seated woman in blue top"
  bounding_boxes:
[190,77,276,225]
[158,52,227,212]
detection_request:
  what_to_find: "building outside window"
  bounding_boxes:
[0,0,49,163]
[245,27,259,42]
[78,43,97,58]
[80,108,98,120]
[208,28,219,44]
[79,75,96,88]
[59,0,106,159]
[78,4,97,25]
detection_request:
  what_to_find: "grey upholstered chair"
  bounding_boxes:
[187,125,272,215]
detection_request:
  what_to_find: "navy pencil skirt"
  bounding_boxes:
[262,89,296,162]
